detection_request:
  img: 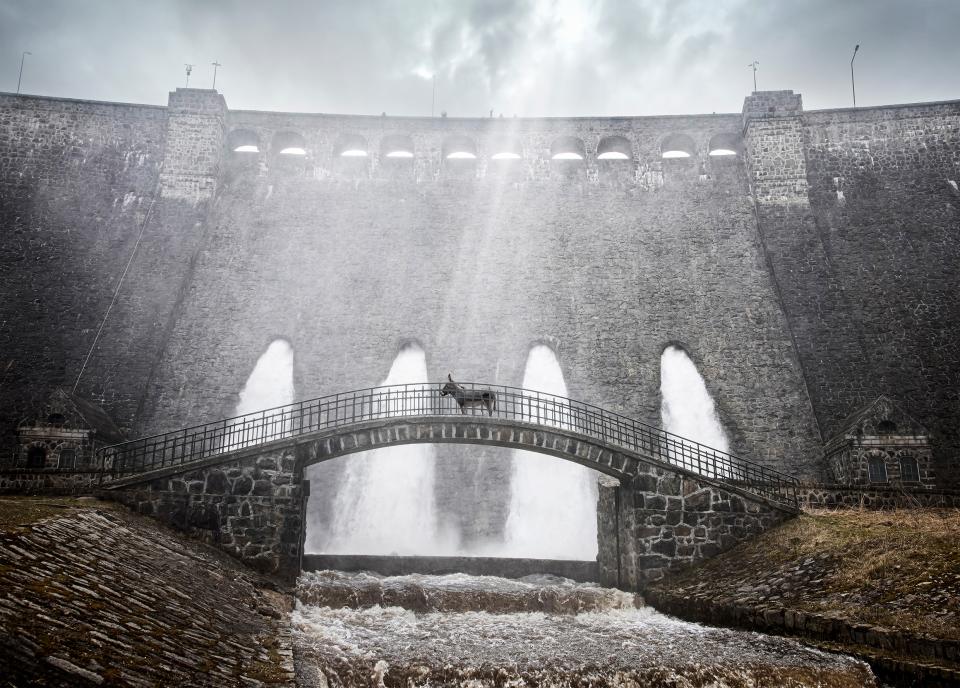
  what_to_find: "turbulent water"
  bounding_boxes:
[292,572,877,687]
[323,345,454,556]
[500,345,598,560]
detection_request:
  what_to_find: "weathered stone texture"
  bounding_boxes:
[598,464,792,590]
[109,447,305,578]
[798,485,960,509]
[138,108,820,480]
[744,93,960,483]
[0,505,294,685]
[801,104,960,481]
[2,87,959,488]
[0,468,102,495]
[159,88,227,198]
[0,92,216,450]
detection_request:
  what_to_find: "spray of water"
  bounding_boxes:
[230,339,295,446]
[660,345,730,470]
[323,344,455,555]
[499,345,598,560]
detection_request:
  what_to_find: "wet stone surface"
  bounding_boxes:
[292,571,877,687]
[0,502,294,686]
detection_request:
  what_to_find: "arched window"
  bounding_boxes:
[596,135,632,160]
[550,136,586,161]
[899,455,920,482]
[333,133,369,158]
[442,135,478,160]
[27,445,46,468]
[708,132,740,157]
[867,456,888,483]
[272,131,307,156]
[490,139,522,160]
[661,133,696,159]
[877,420,897,435]
[227,129,260,154]
[58,448,76,469]
[380,134,415,159]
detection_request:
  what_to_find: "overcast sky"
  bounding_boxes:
[1,0,957,117]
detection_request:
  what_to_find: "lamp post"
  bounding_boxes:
[850,44,860,108]
[16,51,31,94]
[211,61,222,90]
[748,60,759,92]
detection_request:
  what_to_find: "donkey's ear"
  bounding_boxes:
[448,372,454,382]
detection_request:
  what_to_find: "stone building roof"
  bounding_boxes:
[829,395,929,443]
[20,388,126,445]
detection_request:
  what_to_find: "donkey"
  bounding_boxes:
[439,373,497,416]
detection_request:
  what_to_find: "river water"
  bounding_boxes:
[292,571,877,687]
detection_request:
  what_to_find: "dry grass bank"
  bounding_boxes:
[653,508,960,639]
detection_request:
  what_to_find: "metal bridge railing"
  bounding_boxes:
[97,383,799,508]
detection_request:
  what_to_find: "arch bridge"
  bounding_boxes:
[101,383,797,505]
[98,383,799,588]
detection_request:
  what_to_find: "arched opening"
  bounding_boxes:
[550,136,586,161]
[596,135,633,160]
[490,139,522,161]
[660,133,696,159]
[867,455,888,483]
[660,345,730,473]
[877,420,897,435]
[230,339,295,448]
[442,135,478,160]
[27,445,46,468]
[708,132,740,157]
[380,134,415,159]
[899,454,920,482]
[227,129,260,154]
[502,345,599,560]
[317,344,447,556]
[333,133,369,158]
[235,339,295,415]
[58,447,77,469]
[488,139,523,178]
[272,131,308,156]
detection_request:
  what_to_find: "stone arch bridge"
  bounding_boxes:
[99,383,799,589]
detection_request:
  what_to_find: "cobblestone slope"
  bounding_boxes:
[0,497,294,686]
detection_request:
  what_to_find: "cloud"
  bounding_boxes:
[1,0,957,115]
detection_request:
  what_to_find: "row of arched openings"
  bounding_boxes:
[228,130,740,161]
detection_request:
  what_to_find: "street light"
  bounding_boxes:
[850,44,860,108]
[17,51,31,94]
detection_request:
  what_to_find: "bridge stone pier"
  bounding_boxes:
[105,413,796,587]
[596,468,791,589]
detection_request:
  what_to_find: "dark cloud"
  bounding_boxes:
[0,0,957,116]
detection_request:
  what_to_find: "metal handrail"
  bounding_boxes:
[96,382,800,508]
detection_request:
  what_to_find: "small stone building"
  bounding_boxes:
[13,389,125,469]
[823,396,935,488]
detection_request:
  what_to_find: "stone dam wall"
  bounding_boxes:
[1,88,958,486]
